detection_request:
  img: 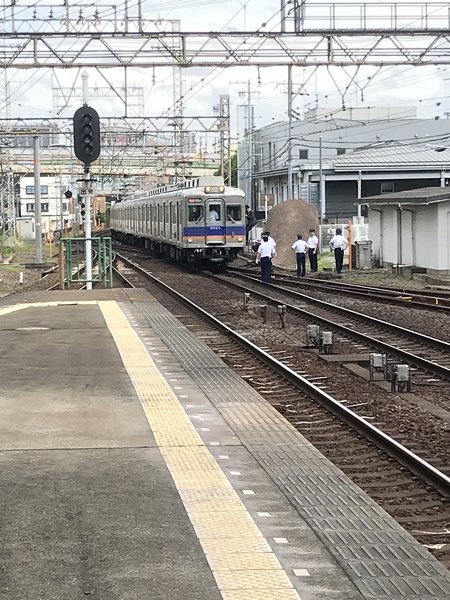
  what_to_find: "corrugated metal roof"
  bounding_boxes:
[333,144,450,170]
[362,186,450,205]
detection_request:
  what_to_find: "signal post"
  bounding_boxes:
[73,105,100,290]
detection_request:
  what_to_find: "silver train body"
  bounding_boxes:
[110,176,246,266]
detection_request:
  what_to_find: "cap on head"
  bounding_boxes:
[309,228,315,232]
[297,233,302,239]
[336,228,342,235]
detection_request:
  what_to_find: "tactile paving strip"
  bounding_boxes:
[99,300,301,600]
[130,291,450,598]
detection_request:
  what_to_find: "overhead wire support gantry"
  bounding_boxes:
[1,1,450,68]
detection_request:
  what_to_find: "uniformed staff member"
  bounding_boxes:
[291,233,308,277]
[329,227,348,274]
[307,228,319,272]
[264,231,277,253]
[256,234,277,283]
[208,207,220,221]
[245,205,257,243]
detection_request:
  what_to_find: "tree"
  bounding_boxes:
[214,152,238,187]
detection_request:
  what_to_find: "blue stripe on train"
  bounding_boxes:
[184,226,246,235]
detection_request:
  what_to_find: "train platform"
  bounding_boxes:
[1,288,450,600]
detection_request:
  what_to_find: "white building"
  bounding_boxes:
[18,174,75,238]
[362,187,450,273]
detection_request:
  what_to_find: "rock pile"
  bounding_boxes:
[265,199,319,269]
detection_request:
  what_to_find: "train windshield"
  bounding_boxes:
[227,205,241,223]
[188,205,204,222]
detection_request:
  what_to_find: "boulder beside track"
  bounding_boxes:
[263,198,319,269]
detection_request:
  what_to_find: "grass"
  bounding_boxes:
[0,265,21,272]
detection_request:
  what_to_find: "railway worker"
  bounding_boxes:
[264,231,277,252]
[245,204,257,243]
[264,231,277,276]
[256,234,277,283]
[307,228,319,273]
[329,227,348,274]
[292,233,308,277]
[208,207,220,221]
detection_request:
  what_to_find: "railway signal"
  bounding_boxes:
[73,106,100,165]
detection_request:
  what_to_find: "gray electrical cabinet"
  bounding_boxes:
[354,240,373,269]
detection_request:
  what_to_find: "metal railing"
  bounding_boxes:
[59,237,113,289]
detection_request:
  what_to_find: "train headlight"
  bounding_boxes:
[188,237,193,243]
[204,185,211,193]
[237,237,243,242]
[218,185,225,192]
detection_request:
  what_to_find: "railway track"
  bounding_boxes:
[113,252,450,568]
[228,266,450,311]
[220,271,450,385]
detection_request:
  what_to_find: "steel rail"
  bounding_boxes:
[227,267,450,310]
[219,272,450,380]
[115,251,450,496]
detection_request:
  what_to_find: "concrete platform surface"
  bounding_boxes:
[0,289,449,600]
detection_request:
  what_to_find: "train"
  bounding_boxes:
[110,176,246,267]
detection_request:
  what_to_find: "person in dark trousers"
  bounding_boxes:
[264,231,276,276]
[307,228,319,272]
[329,228,348,274]
[291,233,308,277]
[256,234,277,282]
[245,205,257,243]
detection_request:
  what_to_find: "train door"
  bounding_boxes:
[176,201,182,241]
[171,202,177,240]
[205,199,225,244]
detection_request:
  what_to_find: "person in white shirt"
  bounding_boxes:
[256,234,277,282]
[208,208,219,221]
[307,228,319,272]
[329,228,348,274]
[291,233,308,277]
[263,231,276,252]
[263,231,276,276]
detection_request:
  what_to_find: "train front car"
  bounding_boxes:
[184,178,246,267]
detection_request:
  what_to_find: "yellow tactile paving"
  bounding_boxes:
[98,300,303,600]
[200,536,273,555]
[206,552,283,571]
[214,570,295,590]
[222,591,301,600]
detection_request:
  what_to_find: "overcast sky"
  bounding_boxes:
[7,0,450,144]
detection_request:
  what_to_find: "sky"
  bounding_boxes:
[5,0,450,147]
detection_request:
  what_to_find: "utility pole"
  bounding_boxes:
[287,65,293,200]
[232,80,256,206]
[33,136,43,263]
[319,136,324,220]
[247,80,254,207]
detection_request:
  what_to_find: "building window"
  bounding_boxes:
[299,150,308,160]
[25,203,49,212]
[25,185,48,195]
[381,182,394,194]
[337,148,346,155]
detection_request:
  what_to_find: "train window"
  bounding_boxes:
[227,205,241,222]
[189,205,204,222]
[208,204,221,221]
